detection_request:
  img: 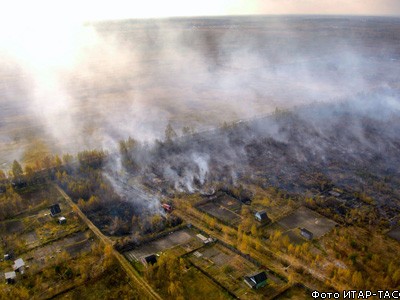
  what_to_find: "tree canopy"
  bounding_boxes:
[11,160,23,178]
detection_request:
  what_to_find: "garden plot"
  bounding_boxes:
[0,219,24,233]
[22,231,40,248]
[23,230,93,269]
[188,243,286,299]
[277,206,337,239]
[124,228,201,262]
[0,209,86,256]
[197,193,243,226]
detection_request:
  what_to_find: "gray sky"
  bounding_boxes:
[1,1,400,25]
[257,0,400,16]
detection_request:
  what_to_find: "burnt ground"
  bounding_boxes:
[126,94,400,228]
[388,227,400,242]
[1,219,24,234]
[277,207,337,239]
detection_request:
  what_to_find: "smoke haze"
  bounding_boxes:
[1,16,400,168]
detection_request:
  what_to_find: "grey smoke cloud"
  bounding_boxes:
[0,15,399,167]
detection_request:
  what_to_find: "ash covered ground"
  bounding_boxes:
[117,92,400,220]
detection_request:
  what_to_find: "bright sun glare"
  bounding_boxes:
[0,0,255,124]
[0,0,395,71]
[0,0,255,70]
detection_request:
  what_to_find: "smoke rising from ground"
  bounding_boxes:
[0,17,400,183]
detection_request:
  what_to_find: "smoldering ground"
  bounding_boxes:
[1,16,400,156]
[1,16,400,215]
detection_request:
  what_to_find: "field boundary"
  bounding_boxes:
[54,183,163,300]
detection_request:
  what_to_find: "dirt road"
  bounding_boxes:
[54,184,163,300]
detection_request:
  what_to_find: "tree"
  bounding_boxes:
[392,269,400,286]
[168,281,184,299]
[11,160,23,178]
[0,169,6,180]
[165,122,177,142]
[41,155,53,169]
[119,137,138,171]
[150,214,165,232]
[208,217,216,229]
[251,224,258,237]
[103,244,115,270]
[77,198,86,210]
[54,155,62,168]
[78,149,107,169]
[86,195,101,212]
[352,271,363,288]
[63,153,73,165]
[24,165,35,183]
[182,126,195,136]
[119,137,137,154]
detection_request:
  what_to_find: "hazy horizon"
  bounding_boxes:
[1,14,400,169]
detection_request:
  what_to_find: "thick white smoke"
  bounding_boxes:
[0,16,399,173]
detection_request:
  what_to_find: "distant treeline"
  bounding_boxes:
[0,149,108,192]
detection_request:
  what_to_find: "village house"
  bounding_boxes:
[142,254,157,267]
[196,233,214,244]
[58,216,67,224]
[254,211,271,224]
[300,228,313,240]
[244,271,268,289]
[4,271,16,284]
[13,258,25,274]
[50,203,61,217]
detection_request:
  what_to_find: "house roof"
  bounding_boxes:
[255,211,269,220]
[248,271,267,284]
[59,216,66,221]
[244,276,256,287]
[144,254,157,265]
[301,228,313,235]
[13,258,25,270]
[197,234,208,242]
[50,204,61,214]
[5,271,16,280]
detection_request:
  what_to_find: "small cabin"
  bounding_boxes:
[5,271,16,284]
[13,258,25,273]
[142,254,157,267]
[244,271,267,289]
[254,211,271,224]
[300,228,313,240]
[58,216,67,225]
[50,204,61,217]
[196,233,213,244]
